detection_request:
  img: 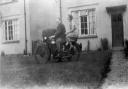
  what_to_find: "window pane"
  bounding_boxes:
[81,23,84,28]
[5,21,8,40]
[8,24,13,40]
[79,9,96,36]
[81,28,84,34]
[4,19,17,41]
[8,20,12,25]
[84,16,87,22]
[8,26,11,40]
[92,22,95,34]
[80,15,88,35]
[11,26,13,40]
[84,22,87,28]
[85,29,88,34]
[11,30,13,40]
[81,16,84,22]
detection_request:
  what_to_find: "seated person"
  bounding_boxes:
[67,25,78,42]
[55,19,66,52]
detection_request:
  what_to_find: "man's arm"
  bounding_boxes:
[66,25,76,35]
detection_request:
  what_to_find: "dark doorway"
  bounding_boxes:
[111,13,124,47]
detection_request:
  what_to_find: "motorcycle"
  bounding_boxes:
[34,34,82,63]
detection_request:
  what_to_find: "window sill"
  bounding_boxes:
[2,40,20,44]
[78,35,98,39]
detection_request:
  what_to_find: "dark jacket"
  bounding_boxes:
[55,23,66,39]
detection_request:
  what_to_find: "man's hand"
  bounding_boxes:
[49,35,55,39]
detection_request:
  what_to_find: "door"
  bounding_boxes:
[111,13,124,47]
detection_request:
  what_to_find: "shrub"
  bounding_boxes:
[101,51,112,80]
[84,40,90,52]
[79,43,82,51]
[1,51,5,56]
[124,39,128,48]
[97,48,102,51]
[124,39,128,58]
[100,38,109,51]
[87,40,90,52]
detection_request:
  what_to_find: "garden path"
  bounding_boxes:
[102,50,128,89]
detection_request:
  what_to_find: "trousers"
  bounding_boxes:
[56,38,65,51]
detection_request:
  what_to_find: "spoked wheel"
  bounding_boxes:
[71,43,81,61]
[56,52,71,62]
[34,44,51,64]
[51,50,62,63]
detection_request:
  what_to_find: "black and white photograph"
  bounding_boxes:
[0,0,128,89]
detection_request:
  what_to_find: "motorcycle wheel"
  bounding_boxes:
[51,50,62,62]
[34,44,51,64]
[71,44,81,61]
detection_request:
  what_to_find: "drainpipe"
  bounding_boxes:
[60,0,62,23]
[24,0,27,55]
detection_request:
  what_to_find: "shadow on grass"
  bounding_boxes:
[20,51,112,87]
[0,50,112,88]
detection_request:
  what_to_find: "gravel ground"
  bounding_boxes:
[102,51,128,89]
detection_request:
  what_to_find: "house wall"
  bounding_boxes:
[62,0,128,50]
[97,0,128,49]
[29,0,59,41]
[0,0,31,54]
[0,0,59,55]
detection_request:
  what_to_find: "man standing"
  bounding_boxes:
[55,19,66,52]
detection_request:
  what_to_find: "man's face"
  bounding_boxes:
[56,19,61,25]
[57,21,60,25]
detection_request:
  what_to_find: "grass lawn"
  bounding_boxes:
[0,50,112,89]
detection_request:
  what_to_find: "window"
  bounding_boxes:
[3,19,18,42]
[80,15,88,35]
[71,8,96,37]
[80,9,96,36]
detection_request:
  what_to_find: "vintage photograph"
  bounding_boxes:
[0,0,128,89]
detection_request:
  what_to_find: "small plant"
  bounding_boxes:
[124,39,128,58]
[87,40,90,52]
[100,38,109,51]
[84,40,90,52]
[97,48,102,51]
[101,51,112,80]
[1,51,5,56]
[79,43,82,52]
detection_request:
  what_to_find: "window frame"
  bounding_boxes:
[2,18,19,43]
[80,15,88,35]
[78,8,97,37]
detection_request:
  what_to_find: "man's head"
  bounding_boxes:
[56,18,61,25]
